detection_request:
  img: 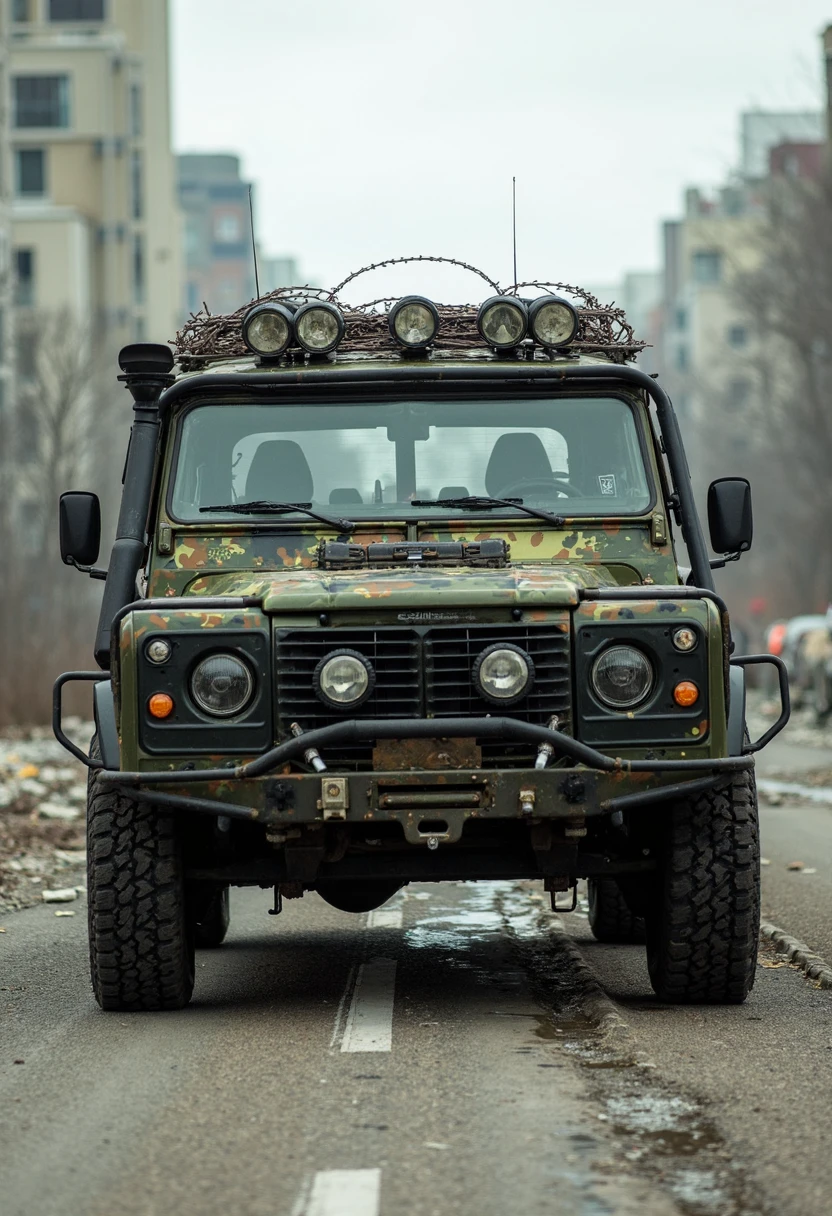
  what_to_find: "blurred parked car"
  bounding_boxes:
[780,615,828,708]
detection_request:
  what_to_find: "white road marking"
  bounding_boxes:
[366,906,403,929]
[297,1169,381,1216]
[340,958,397,1052]
[328,963,357,1049]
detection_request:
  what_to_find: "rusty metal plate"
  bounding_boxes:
[372,736,482,771]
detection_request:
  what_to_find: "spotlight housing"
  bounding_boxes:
[476,296,528,349]
[294,301,345,354]
[528,295,579,349]
[388,296,440,348]
[242,303,294,357]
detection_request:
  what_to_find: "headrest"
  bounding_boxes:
[437,486,470,500]
[329,488,363,504]
[244,440,313,502]
[485,433,553,496]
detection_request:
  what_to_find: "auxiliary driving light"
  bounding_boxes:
[314,649,375,709]
[294,302,345,354]
[477,296,528,349]
[388,296,440,348]
[591,645,653,710]
[242,303,295,357]
[672,627,698,652]
[190,654,254,717]
[528,295,578,349]
[473,644,534,705]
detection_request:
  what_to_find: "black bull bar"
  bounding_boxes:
[53,654,789,823]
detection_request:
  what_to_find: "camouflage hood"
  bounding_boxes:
[179,562,622,612]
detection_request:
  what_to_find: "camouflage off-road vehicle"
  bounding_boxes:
[54,260,789,1011]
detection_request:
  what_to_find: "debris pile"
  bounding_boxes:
[0,720,90,911]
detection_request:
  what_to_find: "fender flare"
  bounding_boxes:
[93,680,120,771]
[727,663,747,756]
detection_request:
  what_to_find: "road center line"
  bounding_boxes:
[366,906,403,929]
[340,958,397,1053]
[294,1169,381,1216]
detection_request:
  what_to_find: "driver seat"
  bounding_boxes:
[484,433,554,497]
[245,440,313,501]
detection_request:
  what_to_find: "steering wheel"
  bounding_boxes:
[495,476,584,498]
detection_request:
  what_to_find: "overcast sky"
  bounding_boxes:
[171,0,831,301]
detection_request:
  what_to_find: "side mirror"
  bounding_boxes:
[708,477,752,556]
[59,491,101,567]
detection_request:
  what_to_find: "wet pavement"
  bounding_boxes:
[1,875,814,1216]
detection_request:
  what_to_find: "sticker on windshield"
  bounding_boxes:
[598,474,617,496]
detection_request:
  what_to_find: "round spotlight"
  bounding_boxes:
[473,644,534,705]
[190,653,254,717]
[591,645,653,710]
[528,295,578,348]
[477,296,528,349]
[314,649,375,709]
[388,296,440,348]
[242,303,294,357]
[294,302,345,354]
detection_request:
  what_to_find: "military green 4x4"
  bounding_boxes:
[54,262,789,1011]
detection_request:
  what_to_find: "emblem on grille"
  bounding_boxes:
[397,611,477,622]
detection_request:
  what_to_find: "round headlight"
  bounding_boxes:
[473,644,534,705]
[477,296,528,349]
[528,295,578,348]
[146,638,171,665]
[591,645,653,709]
[314,649,374,709]
[242,303,294,356]
[294,302,345,354]
[388,296,440,348]
[190,653,254,717]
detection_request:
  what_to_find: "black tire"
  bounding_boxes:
[645,768,759,1004]
[587,877,646,944]
[87,739,195,1011]
[192,885,230,948]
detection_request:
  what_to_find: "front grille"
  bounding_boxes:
[425,624,571,764]
[276,622,571,769]
[275,629,421,765]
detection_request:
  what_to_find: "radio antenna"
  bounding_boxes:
[248,184,261,298]
[512,176,518,286]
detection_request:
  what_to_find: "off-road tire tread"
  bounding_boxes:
[647,769,759,1004]
[587,877,646,943]
[87,740,194,1011]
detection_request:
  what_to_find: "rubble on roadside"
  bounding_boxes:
[0,719,92,912]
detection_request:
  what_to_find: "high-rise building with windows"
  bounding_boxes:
[8,0,181,345]
[178,153,256,318]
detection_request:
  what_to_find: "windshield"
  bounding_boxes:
[170,396,653,521]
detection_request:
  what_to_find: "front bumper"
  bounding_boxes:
[52,697,762,836]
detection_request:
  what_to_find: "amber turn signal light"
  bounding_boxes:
[148,692,174,719]
[673,681,699,708]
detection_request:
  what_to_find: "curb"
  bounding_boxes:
[760,920,832,989]
[548,917,633,1044]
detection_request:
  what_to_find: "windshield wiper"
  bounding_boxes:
[200,500,354,532]
[411,495,565,528]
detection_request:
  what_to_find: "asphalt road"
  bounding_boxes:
[3,727,832,1216]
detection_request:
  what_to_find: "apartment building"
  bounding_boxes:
[656,110,823,460]
[178,153,256,318]
[9,0,181,346]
